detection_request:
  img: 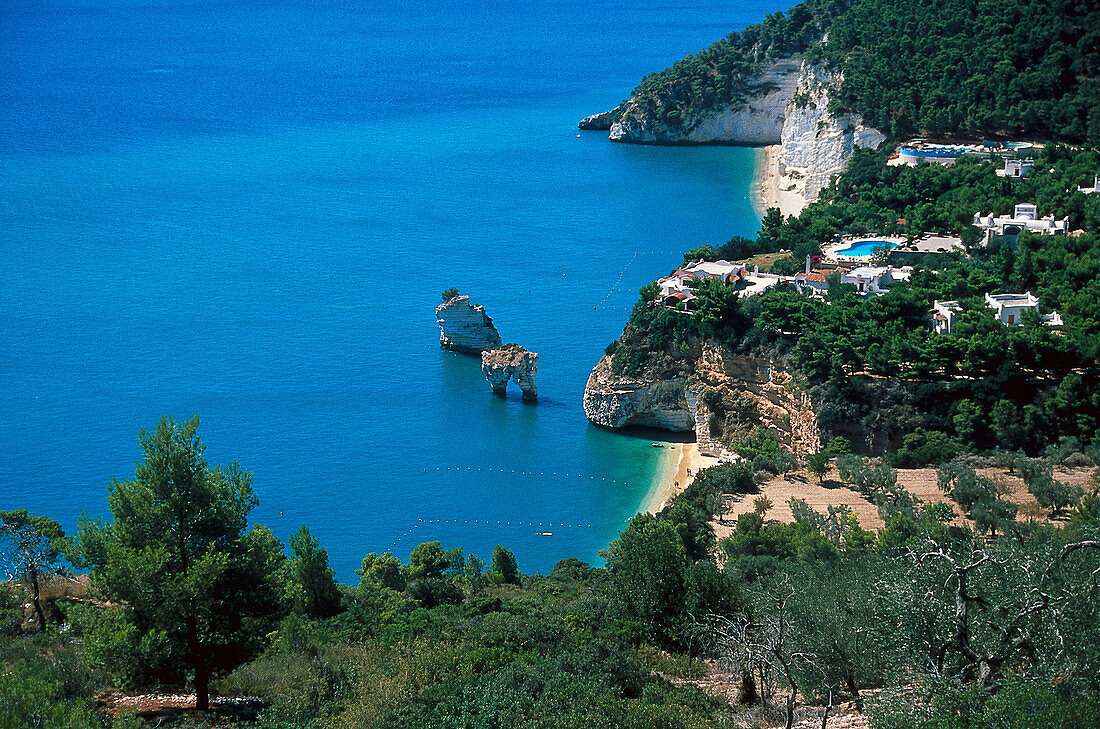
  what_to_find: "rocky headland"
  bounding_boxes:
[584,60,884,210]
[583,343,819,457]
[435,294,503,355]
[482,345,538,401]
[606,58,802,146]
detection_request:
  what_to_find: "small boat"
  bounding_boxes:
[537,531,553,537]
[651,442,663,448]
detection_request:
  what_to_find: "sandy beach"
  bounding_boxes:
[755,144,807,217]
[643,442,724,514]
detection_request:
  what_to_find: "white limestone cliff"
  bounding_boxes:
[597,59,883,206]
[582,355,697,431]
[776,63,886,203]
[435,295,503,355]
[608,58,802,145]
[583,345,819,455]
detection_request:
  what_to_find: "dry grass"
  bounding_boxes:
[712,465,1096,540]
[744,251,794,273]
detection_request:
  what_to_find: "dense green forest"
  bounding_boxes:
[3,418,1100,729]
[618,0,1100,144]
[612,146,1100,458]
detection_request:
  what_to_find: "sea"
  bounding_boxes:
[0,0,784,579]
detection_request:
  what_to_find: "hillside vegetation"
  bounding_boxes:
[3,420,1100,729]
[618,0,1100,144]
[612,147,1100,459]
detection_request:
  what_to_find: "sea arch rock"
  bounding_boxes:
[482,345,539,402]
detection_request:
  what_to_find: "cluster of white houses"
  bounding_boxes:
[653,151,1088,333]
[932,293,1063,335]
[658,258,1062,336]
[657,257,915,306]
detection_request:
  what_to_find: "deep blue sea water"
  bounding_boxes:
[0,0,785,578]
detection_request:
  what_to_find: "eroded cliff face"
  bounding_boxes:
[583,344,819,455]
[692,344,819,456]
[482,345,538,401]
[595,60,883,205]
[777,63,886,202]
[608,58,802,145]
[435,295,503,355]
[583,355,696,431]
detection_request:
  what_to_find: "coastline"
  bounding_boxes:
[755,143,807,217]
[642,442,710,514]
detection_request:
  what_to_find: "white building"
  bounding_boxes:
[656,259,747,307]
[931,300,963,335]
[793,271,829,296]
[1079,175,1100,195]
[677,259,747,284]
[840,266,913,295]
[997,158,1034,178]
[972,203,1068,245]
[984,292,1063,328]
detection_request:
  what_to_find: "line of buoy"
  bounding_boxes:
[594,250,638,310]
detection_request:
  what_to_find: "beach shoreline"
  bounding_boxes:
[642,441,714,514]
[754,145,780,216]
[754,143,807,217]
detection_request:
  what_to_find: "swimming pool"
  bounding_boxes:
[834,239,899,257]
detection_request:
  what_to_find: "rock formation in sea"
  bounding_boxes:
[482,344,539,401]
[583,343,819,456]
[435,294,503,355]
[588,60,883,205]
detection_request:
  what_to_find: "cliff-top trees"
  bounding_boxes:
[74,416,288,710]
[0,509,68,632]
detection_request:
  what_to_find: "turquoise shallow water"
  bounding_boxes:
[0,0,779,578]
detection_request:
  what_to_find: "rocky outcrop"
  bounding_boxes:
[607,58,802,145]
[692,345,819,456]
[776,63,886,202]
[583,355,697,431]
[583,344,819,454]
[595,59,883,205]
[435,295,502,355]
[578,109,618,131]
[482,345,538,401]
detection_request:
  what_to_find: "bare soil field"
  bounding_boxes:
[712,465,1096,541]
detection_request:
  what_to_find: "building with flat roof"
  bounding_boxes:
[973,203,1068,246]
[841,265,913,295]
[984,292,1063,328]
[931,300,963,335]
[997,158,1034,178]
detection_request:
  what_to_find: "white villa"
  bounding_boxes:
[972,203,1068,245]
[931,300,963,335]
[841,265,913,295]
[997,158,1034,178]
[984,292,1063,328]
[1079,175,1100,195]
[792,270,829,296]
[657,259,747,306]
